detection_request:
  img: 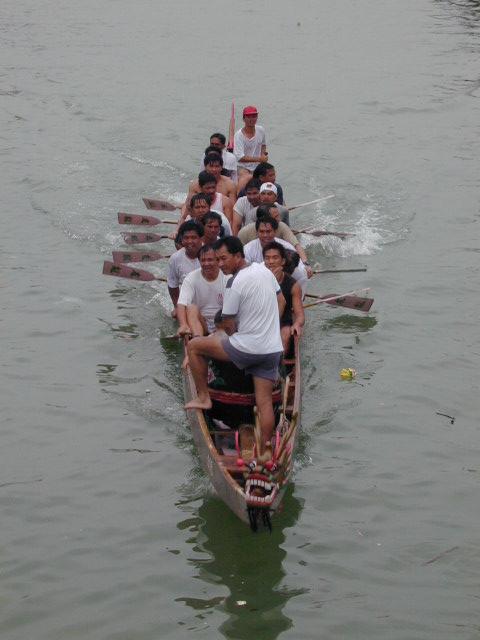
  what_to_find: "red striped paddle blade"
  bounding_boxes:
[143,197,179,211]
[112,251,170,264]
[121,232,168,245]
[102,261,158,281]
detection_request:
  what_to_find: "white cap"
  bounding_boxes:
[259,182,277,195]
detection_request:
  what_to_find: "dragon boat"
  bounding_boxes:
[183,335,301,531]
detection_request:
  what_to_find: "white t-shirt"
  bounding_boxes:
[243,238,308,295]
[177,268,227,332]
[233,125,266,172]
[233,196,258,227]
[222,262,283,354]
[167,248,200,288]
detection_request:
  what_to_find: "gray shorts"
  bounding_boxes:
[222,339,282,382]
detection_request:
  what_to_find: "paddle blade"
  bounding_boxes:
[121,232,168,245]
[102,261,157,281]
[309,293,374,312]
[143,197,179,211]
[112,251,170,264]
[118,212,160,226]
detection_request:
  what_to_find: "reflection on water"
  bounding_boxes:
[179,490,305,640]
[322,313,378,334]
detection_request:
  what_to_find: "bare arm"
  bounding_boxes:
[291,282,305,336]
[232,210,243,236]
[168,286,180,309]
[222,196,234,225]
[277,290,286,319]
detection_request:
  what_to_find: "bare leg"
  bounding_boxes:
[184,335,230,410]
[253,376,276,447]
[186,304,208,337]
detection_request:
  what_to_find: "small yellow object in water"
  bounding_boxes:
[340,368,356,380]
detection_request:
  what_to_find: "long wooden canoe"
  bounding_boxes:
[183,336,301,530]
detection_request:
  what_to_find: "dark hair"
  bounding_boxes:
[190,192,211,208]
[284,249,300,275]
[198,170,217,187]
[253,162,274,179]
[213,309,224,325]
[245,178,261,193]
[178,219,204,238]
[202,211,222,225]
[214,236,244,258]
[255,215,278,231]
[198,243,216,257]
[262,240,287,260]
[255,204,275,219]
[204,145,222,157]
[210,133,226,145]
[203,152,223,167]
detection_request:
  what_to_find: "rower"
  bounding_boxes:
[167,220,203,316]
[232,178,261,235]
[185,237,285,452]
[233,105,268,192]
[208,132,238,183]
[188,193,232,236]
[178,172,234,229]
[202,211,224,245]
[242,208,312,275]
[238,162,286,206]
[176,244,228,338]
[243,215,309,294]
[259,182,290,226]
[262,241,305,353]
[185,152,236,206]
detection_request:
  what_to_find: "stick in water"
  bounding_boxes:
[304,292,374,312]
[112,251,171,264]
[118,212,176,226]
[102,261,166,282]
[287,195,335,212]
[303,288,371,310]
[293,228,354,240]
[143,197,182,211]
[313,267,367,274]
[121,232,171,245]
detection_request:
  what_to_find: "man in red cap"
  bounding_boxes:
[233,105,268,192]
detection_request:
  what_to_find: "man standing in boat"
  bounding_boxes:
[234,106,268,192]
[184,236,284,452]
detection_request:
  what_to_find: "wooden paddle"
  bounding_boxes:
[303,289,372,311]
[304,292,374,312]
[287,195,335,211]
[118,212,176,226]
[143,197,182,211]
[103,261,167,282]
[293,228,354,239]
[121,232,172,245]
[112,251,171,264]
[313,267,367,274]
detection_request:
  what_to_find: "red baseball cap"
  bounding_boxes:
[243,105,258,117]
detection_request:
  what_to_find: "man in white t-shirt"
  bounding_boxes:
[243,216,309,294]
[177,245,228,337]
[233,105,268,192]
[167,220,203,315]
[185,237,285,450]
[232,178,261,235]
